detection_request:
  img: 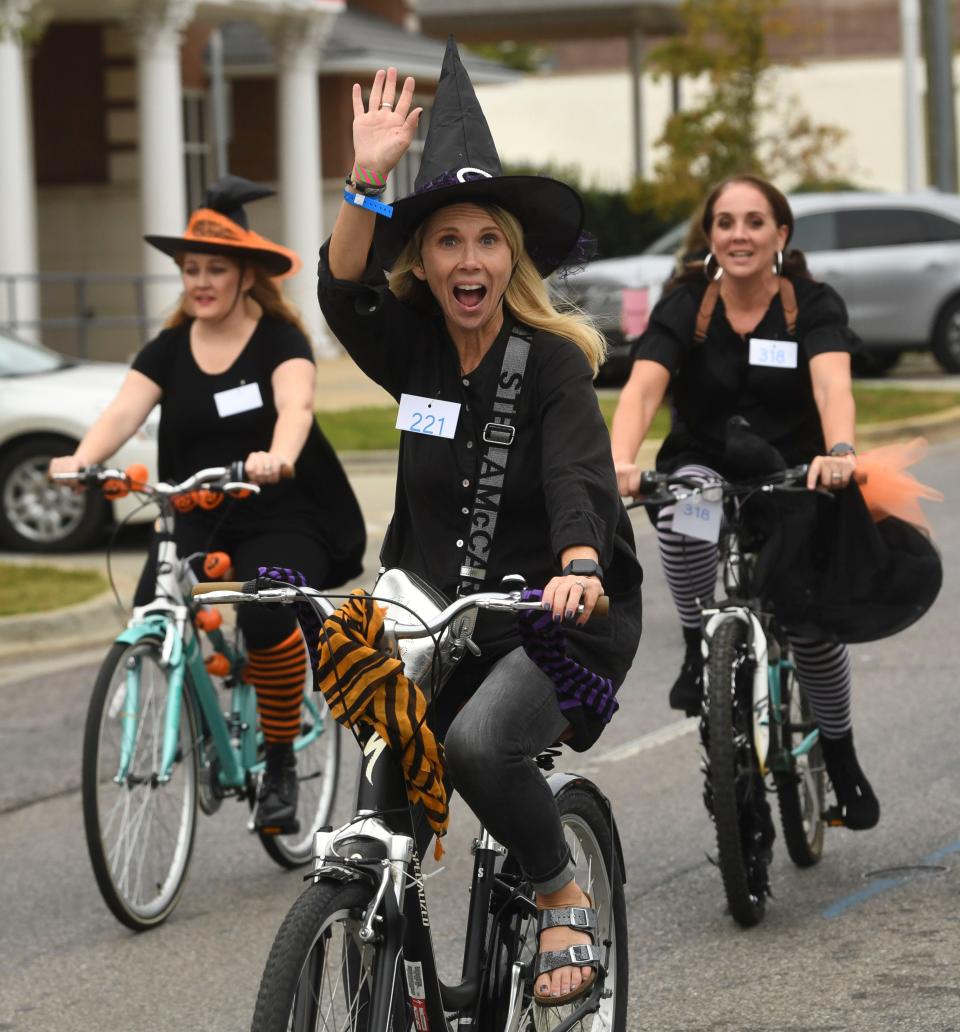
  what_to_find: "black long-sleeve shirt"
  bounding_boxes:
[317,242,642,748]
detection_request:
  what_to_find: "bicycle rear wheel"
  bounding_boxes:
[774,655,825,867]
[703,619,772,928]
[250,879,406,1032]
[259,694,341,868]
[493,786,628,1032]
[82,637,198,930]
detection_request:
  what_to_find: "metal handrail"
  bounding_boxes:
[0,271,181,357]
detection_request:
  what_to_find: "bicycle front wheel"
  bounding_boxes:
[496,785,628,1032]
[259,694,341,869]
[250,878,406,1032]
[774,654,826,867]
[703,619,772,928]
[82,637,198,931]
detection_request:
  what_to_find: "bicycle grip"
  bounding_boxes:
[591,595,610,619]
[193,581,246,596]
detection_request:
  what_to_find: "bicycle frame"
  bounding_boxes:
[108,508,328,798]
[702,517,820,778]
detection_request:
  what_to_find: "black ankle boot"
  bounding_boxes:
[256,742,299,834]
[669,626,703,717]
[820,731,880,830]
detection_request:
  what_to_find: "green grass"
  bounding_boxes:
[317,406,402,451]
[0,562,107,617]
[317,386,960,451]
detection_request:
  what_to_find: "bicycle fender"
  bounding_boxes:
[112,616,171,647]
[546,772,627,885]
[704,610,770,775]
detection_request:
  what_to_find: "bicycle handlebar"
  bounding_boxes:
[626,465,819,507]
[191,580,610,632]
[50,462,263,498]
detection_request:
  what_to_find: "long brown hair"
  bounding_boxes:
[669,174,810,291]
[388,203,606,375]
[164,256,310,339]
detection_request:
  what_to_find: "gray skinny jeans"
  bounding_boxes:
[443,647,576,894]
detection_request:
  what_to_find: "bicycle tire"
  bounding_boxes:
[774,656,826,868]
[250,878,407,1032]
[82,637,198,931]
[491,786,628,1032]
[258,696,341,869]
[703,619,771,928]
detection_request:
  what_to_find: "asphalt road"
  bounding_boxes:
[1,440,958,1032]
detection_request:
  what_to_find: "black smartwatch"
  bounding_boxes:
[562,558,603,579]
[828,442,856,457]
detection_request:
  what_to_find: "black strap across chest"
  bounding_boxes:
[457,324,533,598]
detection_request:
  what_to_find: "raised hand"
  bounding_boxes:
[351,68,422,182]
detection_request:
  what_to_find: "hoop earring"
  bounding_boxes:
[703,252,722,281]
[773,250,783,276]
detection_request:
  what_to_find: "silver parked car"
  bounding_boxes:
[565,192,960,380]
[0,328,157,551]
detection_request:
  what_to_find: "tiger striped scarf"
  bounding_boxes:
[315,590,449,854]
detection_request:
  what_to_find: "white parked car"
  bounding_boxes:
[0,329,158,551]
[566,192,960,380]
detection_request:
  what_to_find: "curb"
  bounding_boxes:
[3,406,958,664]
[0,590,126,662]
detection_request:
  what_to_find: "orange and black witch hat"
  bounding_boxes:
[145,175,301,279]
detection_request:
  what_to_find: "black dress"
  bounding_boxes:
[132,315,365,587]
[317,242,642,749]
[631,276,861,475]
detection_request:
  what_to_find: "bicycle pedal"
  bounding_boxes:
[259,819,301,837]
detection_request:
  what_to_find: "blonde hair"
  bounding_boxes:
[387,204,606,375]
[165,256,310,340]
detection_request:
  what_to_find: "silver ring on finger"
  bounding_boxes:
[380,100,393,109]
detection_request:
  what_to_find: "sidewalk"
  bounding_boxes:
[315,355,393,411]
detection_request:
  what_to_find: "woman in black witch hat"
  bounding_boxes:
[50,175,365,833]
[318,41,642,1007]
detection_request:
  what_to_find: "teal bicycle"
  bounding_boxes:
[55,463,341,931]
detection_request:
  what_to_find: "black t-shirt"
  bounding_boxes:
[131,316,365,585]
[317,241,643,749]
[631,276,861,473]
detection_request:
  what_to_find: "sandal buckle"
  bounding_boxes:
[568,944,593,964]
[569,906,590,927]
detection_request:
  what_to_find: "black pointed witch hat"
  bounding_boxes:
[145,175,300,278]
[374,37,585,278]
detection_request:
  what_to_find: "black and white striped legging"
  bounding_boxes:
[655,463,852,738]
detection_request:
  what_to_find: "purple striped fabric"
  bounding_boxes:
[518,589,619,724]
[257,566,323,690]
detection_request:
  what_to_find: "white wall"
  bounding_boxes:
[475,55,960,194]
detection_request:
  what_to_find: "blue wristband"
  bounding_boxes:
[343,188,393,218]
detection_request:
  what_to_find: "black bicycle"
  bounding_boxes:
[631,466,827,927]
[195,570,628,1031]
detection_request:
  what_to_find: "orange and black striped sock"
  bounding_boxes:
[246,629,307,745]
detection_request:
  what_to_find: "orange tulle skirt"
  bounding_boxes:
[855,438,943,532]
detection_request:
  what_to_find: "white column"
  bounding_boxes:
[274,6,341,357]
[900,0,925,191]
[130,0,195,330]
[0,0,39,341]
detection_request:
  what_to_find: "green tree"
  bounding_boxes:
[632,0,850,219]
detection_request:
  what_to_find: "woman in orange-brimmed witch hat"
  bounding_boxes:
[51,176,365,834]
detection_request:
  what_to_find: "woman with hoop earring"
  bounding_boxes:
[610,174,879,831]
